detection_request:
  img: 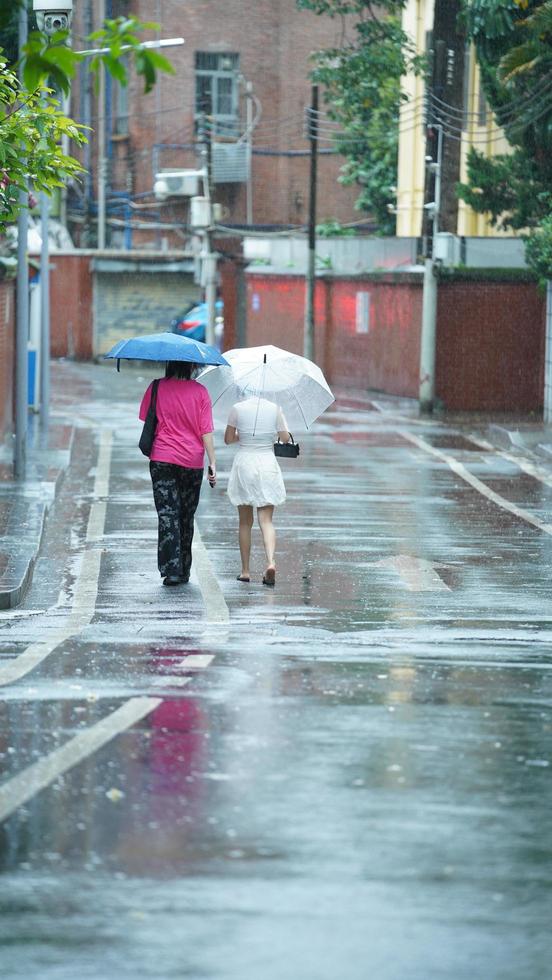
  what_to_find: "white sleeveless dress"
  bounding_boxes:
[226,398,287,507]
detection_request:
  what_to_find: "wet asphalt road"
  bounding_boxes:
[0,361,551,980]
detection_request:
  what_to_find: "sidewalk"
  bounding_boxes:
[0,417,73,609]
[348,385,552,460]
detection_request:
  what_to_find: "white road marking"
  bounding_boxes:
[176,654,215,669]
[86,501,107,543]
[0,696,161,823]
[192,526,230,623]
[150,676,192,688]
[0,433,227,685]
[372,555,451,592]
[400,430,552,536]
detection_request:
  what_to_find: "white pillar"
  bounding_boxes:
[419,257,438,412]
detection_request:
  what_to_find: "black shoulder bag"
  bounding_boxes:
[139,379,159,457]
[274,433,300,458]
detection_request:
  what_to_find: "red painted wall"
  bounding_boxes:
[245,272,422,397]
[246,275,329,364]
[326,278,422,394]
[219,259,237,352]
[435,280,545,412]
[0,280,15,441]
[239,270,545,412]
[45,253,93,359]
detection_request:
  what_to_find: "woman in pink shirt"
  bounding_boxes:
[139,361,216,586]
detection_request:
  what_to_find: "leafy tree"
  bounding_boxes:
[0,5,174,229]
[297,1,425,233]
[458,1,552,238]
[0,51,86,224]
[524,211,552,284]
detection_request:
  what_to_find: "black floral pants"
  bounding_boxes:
[149,461,204,580]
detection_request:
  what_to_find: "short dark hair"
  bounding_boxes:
[165,361,199,379]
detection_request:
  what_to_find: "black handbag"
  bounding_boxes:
[139,379,159,457]
[274,433,300,458]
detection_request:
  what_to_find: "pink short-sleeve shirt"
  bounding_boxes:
[139,378,214,469]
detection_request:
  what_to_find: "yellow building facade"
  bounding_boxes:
[396,0,513,238]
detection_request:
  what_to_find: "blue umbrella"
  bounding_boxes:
[104,332,228,370]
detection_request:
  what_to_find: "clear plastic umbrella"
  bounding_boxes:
[197,344,334,430]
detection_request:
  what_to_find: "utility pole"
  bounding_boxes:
[245,80,253,226]
[204,116,217,348]
[15,4,29,479]
[197,106,217,347]
[97,0,107,249]
[39,189,50,433]
[304,84,318,362]
[418,0,464,414]
[430,1,465,234]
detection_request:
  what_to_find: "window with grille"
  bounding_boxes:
[195,52,240,135]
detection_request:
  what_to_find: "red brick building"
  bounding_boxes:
[69,0,360,248]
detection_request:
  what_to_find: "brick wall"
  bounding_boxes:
[71,0,360,246]
[240,270,545,412]
[435,279,545,412]
[45,253,94,359]
[0,279,15,441]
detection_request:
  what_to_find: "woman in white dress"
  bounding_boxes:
[225,397,291,586]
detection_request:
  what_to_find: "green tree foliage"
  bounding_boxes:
[524,211,552,284]
[458,1,552,239]
[0,5,174,228]
[297,0,425,233]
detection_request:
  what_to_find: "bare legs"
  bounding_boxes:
[257,505,276,573]
[236,504,276,582]
[238,505,254,580]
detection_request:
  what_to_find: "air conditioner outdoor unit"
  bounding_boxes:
[153,170,202,199]
[212,142,250,184]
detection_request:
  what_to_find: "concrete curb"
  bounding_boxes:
[0,504,48,610]
[0,424,75,610]
[485,423,552,463]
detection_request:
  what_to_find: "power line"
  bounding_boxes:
[430,80,552,124]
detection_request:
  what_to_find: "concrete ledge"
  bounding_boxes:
[0,423,74,609]
[0,501,48,609]
[486,423,552,459]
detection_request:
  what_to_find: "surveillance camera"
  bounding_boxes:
[33,0,73,36]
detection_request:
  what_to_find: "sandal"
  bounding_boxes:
[236,574,250,582]
[262,567,276,586]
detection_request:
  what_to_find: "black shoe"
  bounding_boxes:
[163,575,183,586]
